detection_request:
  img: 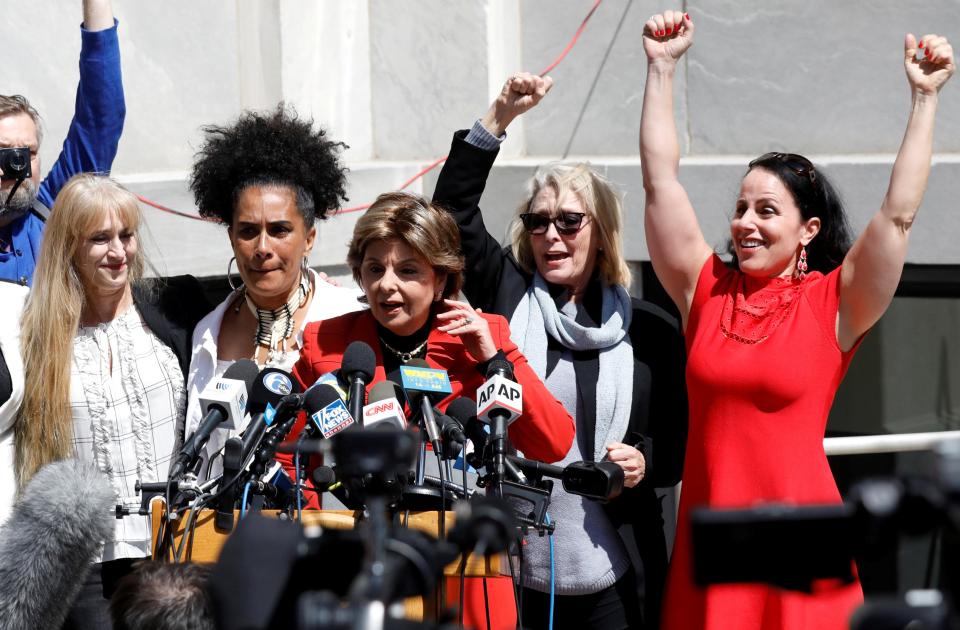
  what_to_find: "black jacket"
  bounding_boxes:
[432,130,688,625]
[132,274,212,448]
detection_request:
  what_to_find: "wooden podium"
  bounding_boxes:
[150,499,504,620]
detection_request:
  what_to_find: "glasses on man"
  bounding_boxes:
[519,211,590,235]
[750,152,818,187]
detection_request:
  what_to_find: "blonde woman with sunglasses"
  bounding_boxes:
[433,73,689,630]
[639,10,954,630]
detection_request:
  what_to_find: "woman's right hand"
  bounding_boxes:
[643,10,693,64]
[480,72,554,137]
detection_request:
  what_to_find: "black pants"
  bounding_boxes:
[520,568,644,630]
[61,558,136,630]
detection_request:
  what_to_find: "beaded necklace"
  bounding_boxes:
[241,273,310,365]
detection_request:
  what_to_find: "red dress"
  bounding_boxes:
[662,256,864,630]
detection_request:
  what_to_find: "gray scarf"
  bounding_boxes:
[510,273,633,461]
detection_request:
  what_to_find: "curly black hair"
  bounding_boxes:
[189,104,348,226]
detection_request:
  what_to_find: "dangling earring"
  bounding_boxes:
[226,257,241,292]
[795,246,808,281]
[301,257,310,279]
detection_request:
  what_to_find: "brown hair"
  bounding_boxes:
[347,192,464,299]
[0,95,43,144]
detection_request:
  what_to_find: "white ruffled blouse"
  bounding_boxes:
[70,305,184,561]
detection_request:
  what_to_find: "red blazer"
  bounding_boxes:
[292,309,574,465]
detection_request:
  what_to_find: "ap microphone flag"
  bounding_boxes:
[476,374,522,423]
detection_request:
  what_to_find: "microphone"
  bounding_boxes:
[240,367,302,463]
[476,359,522,481]
[306,383,356,439]
[507,456,624,502]
[362,381,408,431]
[342,341,376,428]
[400,358,452,455]
[172,360,257,478]
[0,459,114,629]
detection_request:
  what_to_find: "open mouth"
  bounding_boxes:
[379,301,404,313]
[544,252,569,262]
[103,263,126,271]
[738,239,765,250]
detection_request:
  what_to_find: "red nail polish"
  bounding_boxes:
[919,41,925,48]
[685,13,690,20]
[666,27,673,35]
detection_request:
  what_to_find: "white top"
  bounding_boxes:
[0,283,28,526]
[70,305,185,561]
[185,270,364,480]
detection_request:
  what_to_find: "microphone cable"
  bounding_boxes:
[546,512,555,630]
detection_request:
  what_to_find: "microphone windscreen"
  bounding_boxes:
[222,358,260,397]
[342,341,376,381]
[304,383,343,416]
[485,357,514,379]
[445,397,476,424]
[0,459,115,629]
[368,380,400,404]
[249,368,299,413]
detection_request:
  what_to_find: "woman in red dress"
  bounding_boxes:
[639,9,954,630]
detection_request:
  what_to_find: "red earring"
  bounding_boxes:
[795,246,808,281]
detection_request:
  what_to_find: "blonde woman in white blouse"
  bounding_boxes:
[16,174,210,629]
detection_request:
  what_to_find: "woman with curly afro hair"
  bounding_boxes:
[184,105,365,480]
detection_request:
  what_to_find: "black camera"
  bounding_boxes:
[0,147,31,180]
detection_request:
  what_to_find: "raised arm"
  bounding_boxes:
[39,0,126,208]
[640,10,712,326]
[82,0,114,31]
[837,34,954,351]
[431,73,552,311]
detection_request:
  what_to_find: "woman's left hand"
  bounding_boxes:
[436,299,498,362]
[905,33,955,95]
[605,442,646,488]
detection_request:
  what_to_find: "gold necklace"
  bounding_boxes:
[378,336,428,363]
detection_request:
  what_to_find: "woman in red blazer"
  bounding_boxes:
[290,191,575,630]
[292,190,574,465]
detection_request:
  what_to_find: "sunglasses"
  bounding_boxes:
[750,152,818,186]
[519,212,590,235]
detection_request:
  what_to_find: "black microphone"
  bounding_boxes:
[507,455,624,501]
[0,460,114,629]
[172,359,258,479]
[476,359,521,481]
[400,358,452,456]
[342,341,376,428]
[240,367,302,463]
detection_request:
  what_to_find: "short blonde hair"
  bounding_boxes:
[509,163,631,288]
[17,174,145,487]
[347,192,464,299]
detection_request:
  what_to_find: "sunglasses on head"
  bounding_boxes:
[519,211,590,235]
[750,152,818,186]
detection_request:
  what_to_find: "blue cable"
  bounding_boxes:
[545,512,555,630]
[295,450,303,520]
[240,480,253,520]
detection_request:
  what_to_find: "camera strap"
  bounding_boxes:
[29,198,49,222]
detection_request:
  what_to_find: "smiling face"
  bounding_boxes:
[359,238,446,336]
[731,168,821,279]
[73,210,137,301]
[229,185,316,309]
[527,186,599,297]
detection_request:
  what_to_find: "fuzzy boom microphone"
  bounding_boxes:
[0,459,115,630]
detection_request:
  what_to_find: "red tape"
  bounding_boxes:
[140,0,603,222]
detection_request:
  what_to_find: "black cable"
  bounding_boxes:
[436,449,447,620]
[508,535,522,630]
[482,577,492,630]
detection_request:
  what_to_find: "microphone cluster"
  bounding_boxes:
[157,338,622,537]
